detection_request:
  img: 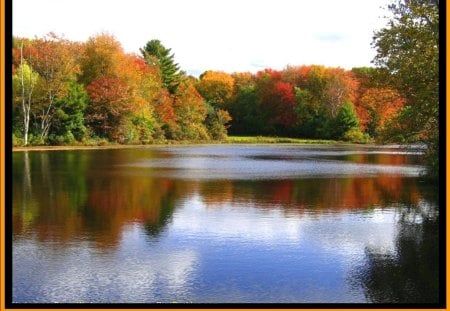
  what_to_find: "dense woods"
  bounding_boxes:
[12,34,405,146]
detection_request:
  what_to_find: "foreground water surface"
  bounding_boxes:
[12,144,440,303]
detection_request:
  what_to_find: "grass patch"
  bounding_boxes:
[13,136,341,151]
[226,136,338,144]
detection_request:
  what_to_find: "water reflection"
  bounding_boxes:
[13,150,184,247]
[13,149,424,245]
[12,146,439,303]
[122,145,424,179]
[351,188,439,303]
[13,228,199,303]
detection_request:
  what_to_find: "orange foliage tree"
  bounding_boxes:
[172,80,209,140]
[196,71,235,107]
[359,88,406,137]
[24,33,81,141]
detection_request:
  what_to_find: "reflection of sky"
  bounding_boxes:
[13,193,401,303]
[13,224,198,303]
[121,145,424,179]
[171,195,399,254]
[163,195,399,302]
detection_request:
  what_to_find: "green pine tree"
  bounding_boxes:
[333,101,359,140]
[140,39,181,94]
[49,81,88,144]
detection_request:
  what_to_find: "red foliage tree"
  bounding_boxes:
[154,89,177,125]
[256,70,297,130]
[86,76,132,140]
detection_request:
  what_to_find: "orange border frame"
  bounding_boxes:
[0,0,447,311]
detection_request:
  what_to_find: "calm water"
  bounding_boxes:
[12,144,440,304]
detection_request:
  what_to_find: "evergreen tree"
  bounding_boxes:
[48,81,88,144]
[140,40,181,94]
[333,101,359,140]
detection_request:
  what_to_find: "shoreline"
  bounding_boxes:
[12,144,154,152]
[11,136,344,152]
[12,143,332,152]
[12,139,343,152]
[11,139,421,152]
[11,143,420,152]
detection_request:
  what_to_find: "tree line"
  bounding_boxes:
[11,34,406,146]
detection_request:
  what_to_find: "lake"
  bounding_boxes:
[11,144,440,304]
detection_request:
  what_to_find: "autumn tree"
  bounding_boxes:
[359,88,405,137]
[152,89,177,139]
[351,67,406,137]
[128,56,168,141]
[79,33,125,85]
[85,76,131,140]
[196,71,235,107]
[304,66,328,109]
[282,65,312,88]
[195,71,234,140]
[323,68,358,117]
[172,80,209,140]
[24,33,81,142]
[372,0,439,178]
[254,69,297,135]
[114,54,161,144]
[231,72,255,90]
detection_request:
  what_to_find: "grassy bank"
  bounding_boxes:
[12,136,341,151]
[226,136,338,144]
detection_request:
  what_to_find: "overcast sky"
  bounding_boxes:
[13,0,391,76]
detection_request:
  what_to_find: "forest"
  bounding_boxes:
[11,34,406,146]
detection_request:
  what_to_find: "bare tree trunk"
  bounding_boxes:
[18,42,36,146]
[19,43,28,146]
[39,92,54,142]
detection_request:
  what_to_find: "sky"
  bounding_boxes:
[12,0,392,77]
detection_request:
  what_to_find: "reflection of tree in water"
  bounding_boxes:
[351,186,440,304]
[12,151,90,238]
[143,193,176,238]
[12,150,186,247]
